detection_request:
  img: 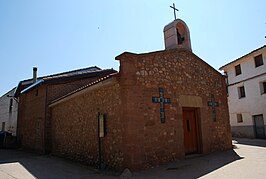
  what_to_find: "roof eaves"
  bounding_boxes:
[21,80,44,94]
[18,66,102,85]
[0,87,16,98]
[219,45,266,70]
[43,69,117,83]
[15,68,116,97]
[49,73,119,107]
[42,66,102,80]
[115,52,137,61]
[14,81,23,98]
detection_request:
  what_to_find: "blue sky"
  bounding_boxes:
[0,0,265,96]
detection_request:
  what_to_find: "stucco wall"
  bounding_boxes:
[225,49,266,84]
[0,88,18,135]
[228,74,266,126]
[223,47,266,138]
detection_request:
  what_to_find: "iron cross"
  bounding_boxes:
[170,3,179,20]
[207,94,219,121]
[152,88,171,123]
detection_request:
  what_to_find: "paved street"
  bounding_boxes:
[0,138,266,179]
[134,138,266,179]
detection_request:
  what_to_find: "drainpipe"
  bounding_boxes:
[98,112,102,169]
[44,85,48,154]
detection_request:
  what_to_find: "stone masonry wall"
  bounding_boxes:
[45,76,103,152]
[117,48,232,170]
[18,85,46,153]
[18,75,111,153]
[50,80,124,170]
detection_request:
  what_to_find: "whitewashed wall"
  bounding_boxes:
[221,47,266,138]
[0,88,18,135]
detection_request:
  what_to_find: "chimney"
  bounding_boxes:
[33,67,37,83]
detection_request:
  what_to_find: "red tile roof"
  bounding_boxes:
[49,72,119,106]
[14,66,117,97]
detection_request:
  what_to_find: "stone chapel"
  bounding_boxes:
[19,18,232,171]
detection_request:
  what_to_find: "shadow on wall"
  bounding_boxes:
[0,132,18,149]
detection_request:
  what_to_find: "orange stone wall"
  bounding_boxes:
[18,75,112,153]
[117,49,232,170]
[48,48,232,171]
[50,80,125,170]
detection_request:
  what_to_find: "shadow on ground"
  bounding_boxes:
[133,149,243,179]
[0,149,116,179]
[0,148,245,179]
[233,138,266,148]
[2,139,266,178]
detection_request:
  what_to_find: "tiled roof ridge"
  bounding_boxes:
[73,72,119,93]
[20,66,112,83]
[43,68,113,80]
[50,72,119,105]
[42,66,101,79]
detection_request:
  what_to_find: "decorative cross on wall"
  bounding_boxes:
[152,88,171,123]
[170,3,179,20]
[207,94,219,121]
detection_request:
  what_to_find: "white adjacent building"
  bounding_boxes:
[220,45,266,139]
[0,88,18,135]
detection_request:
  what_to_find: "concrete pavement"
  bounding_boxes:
[0,150,116,179]
[0,138,266,178]
[134,138,266,178]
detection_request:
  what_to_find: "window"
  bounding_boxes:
[1,122,5,131]
[264,82,266,94]
[260,81,266,94]
[254,54,264,67]
[9,98,13,113]
[237,114,243,123]
[224,72,229,95]
[235,64,242,76]
[238,86,246,98]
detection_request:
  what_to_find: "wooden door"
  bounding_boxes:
[254,115,265,139]
[183,108,199,154]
